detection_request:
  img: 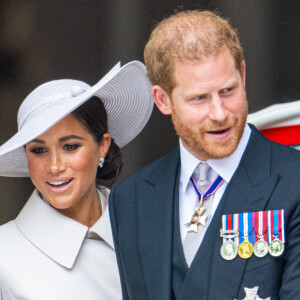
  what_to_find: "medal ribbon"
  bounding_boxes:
[274,210,279,238]
[233,214,239,244]
[268,210,272,242]
[190,175,223,201]
[267,209,285,242]
[221,214,239,244]
[222,210,285,253]
[239,212,254,244]
[254,211,268,243]
[222,215,226,244]
[280,209,285,243]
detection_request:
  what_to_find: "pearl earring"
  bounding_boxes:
[98,158,105,168]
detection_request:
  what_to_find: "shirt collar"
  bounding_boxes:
[180,123,251,191]
[15,186,113,269]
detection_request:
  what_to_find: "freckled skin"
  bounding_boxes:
[25,114,111,226]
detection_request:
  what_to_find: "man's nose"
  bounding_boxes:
[208,96,228,122]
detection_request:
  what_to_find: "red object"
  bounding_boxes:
[253,211,268,243]
[260,124,300,145]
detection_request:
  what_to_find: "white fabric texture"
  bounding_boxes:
[0,187,122,299]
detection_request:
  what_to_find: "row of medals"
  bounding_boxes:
[220,230,285,260]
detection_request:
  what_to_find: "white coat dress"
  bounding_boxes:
[0,187,122,299]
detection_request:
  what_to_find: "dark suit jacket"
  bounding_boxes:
[109,125,300,299]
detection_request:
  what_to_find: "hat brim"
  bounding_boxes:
[0,61,153,177]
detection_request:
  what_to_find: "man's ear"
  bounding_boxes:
[241,60,246,87]
[152,85,172,115]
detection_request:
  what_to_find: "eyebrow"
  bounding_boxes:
[59,135,85,142]
[30,135,85,144]
[187,80,239,97]
[224,80,238,87]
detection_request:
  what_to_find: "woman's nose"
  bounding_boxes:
[46,152,65,174]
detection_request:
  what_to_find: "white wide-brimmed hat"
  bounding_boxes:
[0,61,154,177]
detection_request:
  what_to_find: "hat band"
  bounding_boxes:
[18,87,87,130]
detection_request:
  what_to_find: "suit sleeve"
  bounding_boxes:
[109,185,130,300]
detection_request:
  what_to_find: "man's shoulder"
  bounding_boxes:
[248,126,300,168]
[269,139,300,166]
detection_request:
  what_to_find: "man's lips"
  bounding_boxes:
[206,127,231,134]
[205,127,233,141]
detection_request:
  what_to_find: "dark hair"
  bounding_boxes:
[71,96,122,182]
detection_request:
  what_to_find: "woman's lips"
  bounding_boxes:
[46,178,74,193]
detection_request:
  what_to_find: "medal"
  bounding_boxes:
[185,175,223,232]
[253,211,268,257]
[185,198,208,233]
[238,240,253,259]
[268,209,285,257]
[254,239,269,257]
[235,286,271,300]
[238,213,254,259]
[221,240,238,260]
[220,214,239,260]
[269,238,284,256]
[221,209,285,260]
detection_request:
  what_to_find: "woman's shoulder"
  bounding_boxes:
[0,221,25,274]
[0,221,18,238]
[0,281,15,300]
[0,220,33,260]
[0,221,25,251]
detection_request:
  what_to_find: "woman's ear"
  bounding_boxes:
[99,133,111,158]
[152,85,172,115]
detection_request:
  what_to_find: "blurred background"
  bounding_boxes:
[0,0,299,223]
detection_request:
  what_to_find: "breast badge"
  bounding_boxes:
[235,286,270,300]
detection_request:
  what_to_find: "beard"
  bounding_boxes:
[171,102,248,161]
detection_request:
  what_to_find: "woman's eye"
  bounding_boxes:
[63,144,80,151]
[31,147,46,154]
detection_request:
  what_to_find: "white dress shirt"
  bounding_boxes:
[0,187,122,299]
[179,124,251,242]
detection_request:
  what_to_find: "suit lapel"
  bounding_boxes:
[177,127,279,299]
[137,149,180,300]
[208,126,279,298]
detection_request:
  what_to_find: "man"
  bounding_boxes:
[109,11,300,299]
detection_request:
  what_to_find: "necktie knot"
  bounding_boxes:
[196,162,211,193]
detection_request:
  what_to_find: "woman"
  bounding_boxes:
[0,61,153,299]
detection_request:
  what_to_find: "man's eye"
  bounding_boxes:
[31,148,46,154]
[63,144,79,151]
[222,88,233,93]
[194,95,205,101]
